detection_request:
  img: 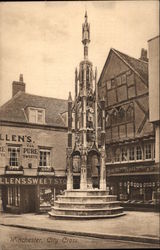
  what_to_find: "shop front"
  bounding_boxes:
[0,176,61,214]
[107,162,159,202]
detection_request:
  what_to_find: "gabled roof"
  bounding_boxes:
[0,91,68,128]
[98,48,148,85]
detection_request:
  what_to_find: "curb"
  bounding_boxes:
[0,223,159,245]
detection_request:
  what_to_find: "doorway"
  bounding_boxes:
[21,186,36,213]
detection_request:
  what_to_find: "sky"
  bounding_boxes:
[0,1,159,106]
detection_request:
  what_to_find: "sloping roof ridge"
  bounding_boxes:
[0,91,23,110]
[23,92,67,102]
[112,48,148,64]
[111,48,148,84]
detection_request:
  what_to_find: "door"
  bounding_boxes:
[22,186,36,213]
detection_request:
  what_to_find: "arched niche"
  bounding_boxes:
[71,151,81,173]
[87,150,100,177]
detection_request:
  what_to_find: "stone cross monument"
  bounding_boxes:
[66,11,106,191]
[49,13,125,219]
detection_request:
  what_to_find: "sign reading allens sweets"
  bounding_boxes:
[0,177,54,185]
[0,177,67,186]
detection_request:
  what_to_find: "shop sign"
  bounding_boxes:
[0,177,53,185]
[54,177,66,186]
[0,134,32,143]
[107,165,158,175]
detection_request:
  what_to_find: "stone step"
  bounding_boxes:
[64,189,110,197]
[53,206,123,211]
[56,195,117,203]
[49,208,124,217]
[54,201,120,209]
[49,211,126,219]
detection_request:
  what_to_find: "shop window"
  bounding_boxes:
[29,108,45,124]
[40,187,53,206]
[121,148,128,161]
[8,146,20,166]
[39,149,51,167]
[129,147,135,161]
[7,186,20,207]
[145,144,152,159]
[136,146,142,160]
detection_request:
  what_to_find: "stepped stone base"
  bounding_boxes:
[49,189,126,219]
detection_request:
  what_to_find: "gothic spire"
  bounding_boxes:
[82,11,90,60]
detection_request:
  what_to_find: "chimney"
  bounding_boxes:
[12,74,26,97]
[139,48,148,62]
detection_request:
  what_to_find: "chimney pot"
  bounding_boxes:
[12,74,25,97]
[139,48,148,62]
[19,74,23,82]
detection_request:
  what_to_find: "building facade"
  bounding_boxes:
[148,35,160,204]
[98,48,159,202]
[0,75,68,213]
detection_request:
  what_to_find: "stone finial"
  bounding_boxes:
[19,74,23,82]
[68,91,72,102]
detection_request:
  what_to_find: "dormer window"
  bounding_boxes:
[28,108,45,124]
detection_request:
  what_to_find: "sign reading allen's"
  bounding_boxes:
[0,134,32,143]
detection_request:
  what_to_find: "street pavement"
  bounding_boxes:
[0,225,158,250]
[0,211,159,246]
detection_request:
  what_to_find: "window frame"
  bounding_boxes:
[145,144,152,160]
[8,145,21,167]
[7,186,20,207]
[121,147,128,162]
[136,145,143,161]
[28,107,45,124]
[129,147,135,161]
[39,148,51,168]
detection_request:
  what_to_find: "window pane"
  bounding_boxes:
[121,74,127,84]
[39,150,51,167]
[145,144,151,159]
[121,148,128,161]
[129,147,135,161]
[116,76,121,86]
[111,79,116,88]
[29,109,37,123]
[136,146,142,160]
[107,80,111,90]
[37,110,43,123]
[115,148,121,162]
[8,147,20,166]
